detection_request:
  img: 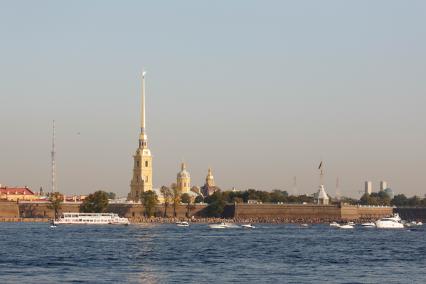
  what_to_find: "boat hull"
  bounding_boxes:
[375,221,404,229]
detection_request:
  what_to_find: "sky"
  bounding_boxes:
[1,1,425,198]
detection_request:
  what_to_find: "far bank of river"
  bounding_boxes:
[0,216,384,224]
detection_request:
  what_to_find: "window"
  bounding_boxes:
[136,161,139,167]
[145,161,148,167]
[146,176,149,182]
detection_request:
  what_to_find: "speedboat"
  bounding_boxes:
[417,221,423,226]
[208,222,239,229]
[337,224,354,229]
[241,224,255,229]
[300,223,309,228]
[209,222,228,229]
[347,221,355,226]
[176,221,189,227]
[361,222,376,228]
[329,222,339,227]
[375,213,404,229]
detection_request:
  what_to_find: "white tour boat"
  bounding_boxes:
[53,213,129,225]
[375,213,404,229]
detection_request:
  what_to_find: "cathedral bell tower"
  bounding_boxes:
[128,71,153,202]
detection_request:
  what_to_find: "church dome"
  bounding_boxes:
[177,163,190,179]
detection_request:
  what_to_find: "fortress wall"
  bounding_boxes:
[394,207,426,221]
[234,204,341,220]
[340,205,360,220]
[11,201,395,222]
[17,202,208,220]
[356,206,393,219]
[0,201,20,218]
[18,203,80,218]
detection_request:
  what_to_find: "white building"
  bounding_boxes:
[365,181,372,195]
[380,181,387,192]
[316,185,329,205]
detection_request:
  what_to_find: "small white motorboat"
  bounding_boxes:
[361,222,376,228]
[347,221,355,226]
[209,222,228,229]
[330,222,339,227]
[176,221,189,227]
[50,225,57,228]
[208,222,239,229]
[300,223,309,228]
[417,221,423,226]
[338,224,354,229]
[241,224,255,229]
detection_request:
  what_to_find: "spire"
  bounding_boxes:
[181,162,186,171]
[206,168,215,187]
[139,71,148,148]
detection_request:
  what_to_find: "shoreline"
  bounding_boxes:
[0,216,383,224]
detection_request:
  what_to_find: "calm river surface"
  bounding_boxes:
[0,222,425,283]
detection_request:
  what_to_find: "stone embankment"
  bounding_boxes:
[0,217,50,222]
[129,216,383,224]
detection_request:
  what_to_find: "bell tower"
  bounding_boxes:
[128,71,153,202]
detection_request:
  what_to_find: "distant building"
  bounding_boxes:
[247,199,262,204]
[380,181,387,192]
[190,186,201,195]
[0,186,37,201]
[365,181,372,195]
[177,163,190,193]
[200,168,220,197]
[384,188,394,199]
[63,195,87,203]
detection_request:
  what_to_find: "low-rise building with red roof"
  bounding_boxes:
[0,186,38,201]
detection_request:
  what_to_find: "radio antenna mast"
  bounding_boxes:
[51,120,56,193]
[336,177,341,201]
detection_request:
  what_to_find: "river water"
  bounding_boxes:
[0,222,425,283]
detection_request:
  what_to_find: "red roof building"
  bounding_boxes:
[0,186,37,201]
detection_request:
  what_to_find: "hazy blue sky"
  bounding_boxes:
[1,1,425,198]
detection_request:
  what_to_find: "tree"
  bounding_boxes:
[270,190,288,203]
[408,195,421,207]
[107,192,116,200]
[360,193,371,205]
[206,191,226,217]
[194,195,204,204]
[48,192,63,219]
[171,183,181,217]
[142,191,158,217]
[160,186,172,217]
[391,194,408,207]
[80,191,109,213]
[181,193,194,217]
